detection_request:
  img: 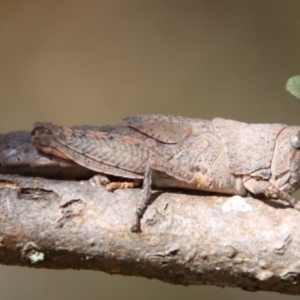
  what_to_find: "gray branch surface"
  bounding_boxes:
[0,174,300,295]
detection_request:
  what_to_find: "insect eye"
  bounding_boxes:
[290,130,300,149]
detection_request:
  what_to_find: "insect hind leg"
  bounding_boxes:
[131,161,152,233]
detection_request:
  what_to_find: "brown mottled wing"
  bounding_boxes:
[31,122,153,179]
[72,124,161,147]
[213,118,286,174]
[124,114,212,143]
[0,131,96,179]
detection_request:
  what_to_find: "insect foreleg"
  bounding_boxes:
[243,177,296,207]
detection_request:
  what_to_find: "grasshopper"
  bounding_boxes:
[1,114,300,232]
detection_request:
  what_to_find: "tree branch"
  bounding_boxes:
[0,174,300,295]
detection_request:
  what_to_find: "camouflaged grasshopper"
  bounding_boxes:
[1,114,300,232]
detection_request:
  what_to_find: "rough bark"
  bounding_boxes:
[0,174,300,295]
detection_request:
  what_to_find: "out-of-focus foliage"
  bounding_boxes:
[286,75,300,99]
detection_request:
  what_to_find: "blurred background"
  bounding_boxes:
[0,1,300,299]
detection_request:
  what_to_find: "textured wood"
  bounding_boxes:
[0,174,300,295]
